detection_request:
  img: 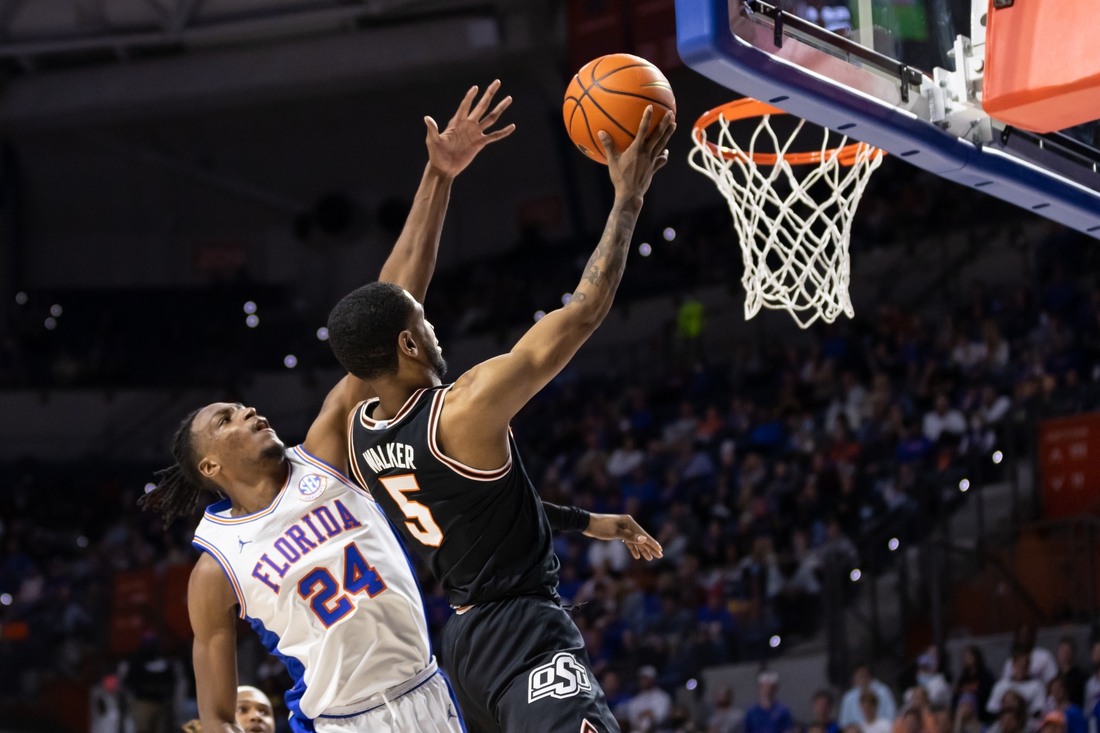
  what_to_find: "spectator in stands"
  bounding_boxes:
[1039,711,1068,733]
[810,689,840,733]
[235,686,275,733]
[708,686,745,733]
[607,433,645,479]
[859,691,893,733]
[922,394,966,444]
[955,645,996,723]
[1046,676,1087,733]
[841,664,897,727]
[897,687,934,733]
[1056,638,1087,708]
[899,708,926,733]
[620,665,672,730]
[989,647,1047,717]
[122,632,178,733]
[1001,625,1058,684]
[916,648,952,706]
[988,692,1028,733]
[1085,640,1100,719]
[744,671,793,733]
[953,694,982,733]
[931,705,952,733]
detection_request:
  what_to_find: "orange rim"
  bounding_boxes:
[692,98,882,166]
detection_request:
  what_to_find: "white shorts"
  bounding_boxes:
[313,672,465,733]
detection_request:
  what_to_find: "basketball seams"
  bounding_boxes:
[572,64,636,141]
[590,82,675,111]
[564,54,674,164]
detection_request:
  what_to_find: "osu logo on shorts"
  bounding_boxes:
[527,652,592,703]
[298,474,327,501]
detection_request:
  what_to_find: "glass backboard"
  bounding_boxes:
[675,0,1100,238]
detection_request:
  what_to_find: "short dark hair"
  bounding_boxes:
[813,690,835,706]
[327,282,416,380]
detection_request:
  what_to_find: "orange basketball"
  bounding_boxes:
[563,53,676,165]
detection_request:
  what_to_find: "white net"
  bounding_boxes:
[689,106,884,329]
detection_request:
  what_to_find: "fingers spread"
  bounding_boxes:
[484,124,517,143]
[456,85,478,119]
[470,79,501,121]
[654,116,677,156]
[480,96,512,129]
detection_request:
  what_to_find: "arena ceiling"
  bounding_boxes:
[0,0,491,69]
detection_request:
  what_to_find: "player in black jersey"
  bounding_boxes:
[327,106,674,733]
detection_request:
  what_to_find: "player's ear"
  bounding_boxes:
[398,330,418,358]
[197,455,220,480]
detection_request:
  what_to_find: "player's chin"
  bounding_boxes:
[258,437,285,460]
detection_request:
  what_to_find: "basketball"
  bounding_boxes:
[563,53,676,165]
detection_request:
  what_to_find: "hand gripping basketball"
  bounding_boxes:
[425,80,516,179]
[599,105,676,199]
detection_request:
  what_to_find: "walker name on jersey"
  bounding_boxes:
[249,498,363,594]
[360,442,417,474]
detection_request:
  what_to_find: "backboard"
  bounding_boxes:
[675,0,1100,239]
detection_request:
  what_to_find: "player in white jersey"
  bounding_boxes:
[140,82,661,733]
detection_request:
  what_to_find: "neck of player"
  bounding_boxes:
[223,455,290,517]
[370,365,440,421]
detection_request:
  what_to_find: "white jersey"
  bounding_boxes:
[192,445,434,730]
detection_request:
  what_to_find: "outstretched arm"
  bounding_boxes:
[190,554,243,733]
[543,502,664,560]
[437,107,676,471]
[303,82,515,472]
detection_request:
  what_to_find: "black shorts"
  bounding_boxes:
[441,595,620,733]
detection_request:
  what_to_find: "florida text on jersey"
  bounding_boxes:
[191,446,435,730]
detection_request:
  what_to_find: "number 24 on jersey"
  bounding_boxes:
[297,542,387,627]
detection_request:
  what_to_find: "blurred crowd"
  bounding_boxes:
[650,628,1100,733]
[2,200,1100,732]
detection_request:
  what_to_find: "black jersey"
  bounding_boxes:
[347,384,559,608]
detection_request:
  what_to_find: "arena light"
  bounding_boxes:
[284,355,298,369]
[76,536,89,548]
[663,227,676,241]
[50,304,63,317]
[244,301,257,315]
[534,310,546,322]
[561,293,572,305]
[0,593,11,606]
[888,538,900,551]
[44,317,57,330]
[992,451,1003,464]
[769,635,781,648]
[686,679,698,691]
[14,292,27,305]
[246,315,259,328]
[959,478,971,492]
[639,242,652,257]
[316,327,329,341]
[850,568,862,582]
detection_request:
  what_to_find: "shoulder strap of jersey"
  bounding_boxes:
[426,384,513,482]
[347,399,372,490]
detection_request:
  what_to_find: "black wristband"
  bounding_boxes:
[542,502,591,533]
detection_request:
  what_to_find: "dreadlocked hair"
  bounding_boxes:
[139,408,215,528]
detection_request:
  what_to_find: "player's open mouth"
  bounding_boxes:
[254,417,271,432]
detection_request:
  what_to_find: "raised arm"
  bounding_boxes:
[189,554,244,733]
[437,108,675,470]
[303,82,515,471]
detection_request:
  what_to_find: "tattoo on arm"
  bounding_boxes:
[583,264,605,287]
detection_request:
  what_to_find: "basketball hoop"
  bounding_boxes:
[689,98,884,329]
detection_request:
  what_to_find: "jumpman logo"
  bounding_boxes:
[447,706,457,720]
[238,537,252,553]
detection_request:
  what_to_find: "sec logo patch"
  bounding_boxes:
[298,474,327,501]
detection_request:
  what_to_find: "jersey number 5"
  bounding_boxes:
[377,474,444,547]
[298,542,387,628]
